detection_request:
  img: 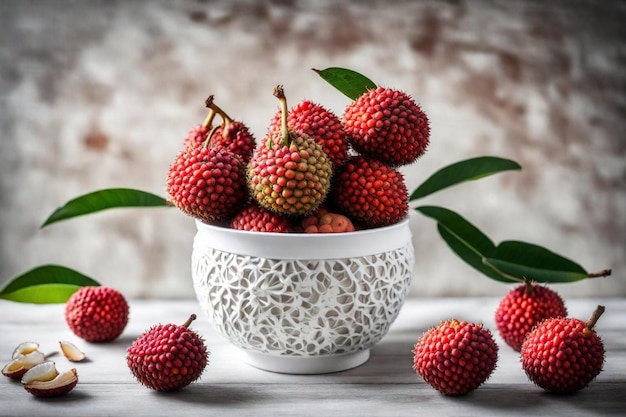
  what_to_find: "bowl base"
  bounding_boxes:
[239,349,370,375]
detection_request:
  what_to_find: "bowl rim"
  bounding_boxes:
[193,216,413,259]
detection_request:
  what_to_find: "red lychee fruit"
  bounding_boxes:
[247,86,333,216]
[521,305,606,394]
[127,314,209,391]
[204,96,256,163]
[182,97,218,150]
[65,286,129,343]
[231,203,292,233]
[495,281,568,351]
[332,155,408,228]
[166,146,248,223]
[342,86,430,167]
[412,319,499,396]
[267,99,349,168]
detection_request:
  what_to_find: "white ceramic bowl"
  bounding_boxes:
[191,217,414,374]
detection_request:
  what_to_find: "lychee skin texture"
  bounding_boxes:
[268,100,349,168]
[231,204,292,233]
[183,124,210,150]
[495,283,567,351]
[211,121,256,164]
[127,321,208,391]
[166,147,248,223]
[333,155,408,228]
[412,319,499,396]
[247,132,332,216]
[342,87,430,167]
[520,317,605,394]
[65,286,129,343]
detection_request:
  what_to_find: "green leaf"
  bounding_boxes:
[0,265,100,304]
[416,206,593,283]
[409,156,521,201]
[41,188,170,228]
[484,241,589,283]
[416,206,507,281]
[313,67,377,100]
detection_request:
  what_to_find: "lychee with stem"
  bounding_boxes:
[204,96,256,164]
[267,99,349,168]
[495,280,568,351]
[166,142,248,223]
[520,305,606,394]
[182,98,218,150]
[342,86,430,167]
[127,314,209,391]
[248,86,333,216]
[412,319,499,396]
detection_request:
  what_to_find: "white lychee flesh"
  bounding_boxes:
[23,368,78,397]
[2,350,46,380]
[12,342,40,359]
[21,361,59,384]
[59,340,86,362]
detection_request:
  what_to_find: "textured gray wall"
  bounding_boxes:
[1,0,624,298]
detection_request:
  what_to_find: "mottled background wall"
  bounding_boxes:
[1,0,624,299]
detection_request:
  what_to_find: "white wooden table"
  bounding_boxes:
[1,297,624,416]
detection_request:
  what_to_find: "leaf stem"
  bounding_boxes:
[587,269,612,278]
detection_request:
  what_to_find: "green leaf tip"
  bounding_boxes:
[313,67,377,100]
[41,187,171,228]
[0,264,100,304]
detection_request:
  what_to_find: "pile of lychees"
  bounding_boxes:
[165,84,430,233]
[412,281,607,396]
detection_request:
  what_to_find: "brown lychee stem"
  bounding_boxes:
[202,96,217,128]
[273,85,289,146]
[523,277,534,294]
[585,305,605,330]
[182,314,197,329]
[587,269,612,278]
[205,95,234,125]
[202,124,222,149]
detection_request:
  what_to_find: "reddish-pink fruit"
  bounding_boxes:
[332,155,408,228]
[183,124,212,150]
[342,86,430,167]
[267,100,349,168]
[204,97,256,163]
[495,281,568,351]
[231,204,292,233]
[521,305,606,394]
[65,286,129,342]
[127,314,208,391]
[210,120,256,164]
[166,146,248,223]
[248,86,332,216]
[413,319,499,396]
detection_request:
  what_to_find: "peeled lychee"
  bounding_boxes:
[342,86,430,167]
[2,349,46,380]
[521,305,606,394]
[412,319,499,396]
[495,281,567,351]
[65,286,129,343]
[248,86,333,216]
[332,155,408,228]
[127,314,209,391]
[21,362,78,398]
